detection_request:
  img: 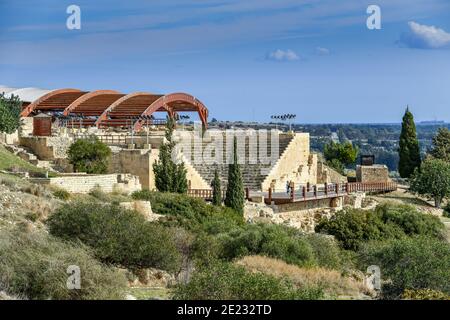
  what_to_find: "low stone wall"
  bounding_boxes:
[356,165,390,183]
[0,131,19,145]
[273,196,344,213]
[31,173,141,194]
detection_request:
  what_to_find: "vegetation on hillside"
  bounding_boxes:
[47,201,181,272]
[0,228,127,300]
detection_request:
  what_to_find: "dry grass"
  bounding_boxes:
[235,255,372,299]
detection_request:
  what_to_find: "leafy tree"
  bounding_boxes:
[323,141,358,174]
[410,158,450,208]
[398,107,421,178]
[68,137,111,174]
[211,168,222,205]
[153,118,188,193]
[224,137,244,215]
[0,93,22,134]
[429,127,450,162]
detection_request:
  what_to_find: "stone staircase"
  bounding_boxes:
[2,143,55,171]
[181,132,294,191]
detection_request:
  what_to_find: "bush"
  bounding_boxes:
[315,208,401,251]
[68,137,111,174]
[218,224,315,267]
[53,189,71,201]
[0,229,126,300]
[401,288,450,300]
[315,204,445,250]
[131,190,243,232]
[376,203,444,239]
[358,237,450,298]
[172,260,324,300]
[444,203,450,218]
[47,201,181,273]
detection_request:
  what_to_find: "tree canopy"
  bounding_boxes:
[429,128,450,162]
[410,158,450,208]
[0,93,22,134]
[68,137,112,174]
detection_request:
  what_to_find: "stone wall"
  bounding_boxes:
[19,136,73,160]
[0,131,18,145]
[317,161,348,184]
[109,148,154,189]
[273,196,344,212]
[356,165,390,183]
[31,173,141,194]
[261,133,317,191]
[108,146,211,190]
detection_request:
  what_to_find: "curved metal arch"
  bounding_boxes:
[134,93,208,131]
[94,92,160,127]
[20,88,82,117]
[62,90,120,116]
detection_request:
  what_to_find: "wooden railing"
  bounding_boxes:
[187,182,397,203]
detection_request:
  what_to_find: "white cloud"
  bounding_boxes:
[266,49,299,61]
[400,21,450,49]
[315,47,330,55]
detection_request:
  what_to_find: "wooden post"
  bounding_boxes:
[336,183,339,195]
[245,187,249,200]
[307,182,310,192]
[324,183,328,196]
[302,186,306,200]
[345,183,349,194]
[268,188,272,204]
[313,185,317,198]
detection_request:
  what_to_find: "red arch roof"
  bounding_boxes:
[19,87,208,129]
[20,89,86,117]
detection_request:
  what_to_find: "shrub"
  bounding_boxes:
[315,208,401,251]
[315,204,445,250]
[444,203,450,218]
[358,237,450,298]
[68,137,111,174]
[218,224,316,267]
[47,201,181,272]
[53,189,71,201]
[131,190,243,232]
[401,288,450,300]
[375,203,444,239]
[172,260,324,300]
[0,229,126,300]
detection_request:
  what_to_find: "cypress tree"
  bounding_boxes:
[398,107,421,178]
[429,128,450,162]
[153,118,188,193]
[225,137,244,214]
[211,168,222,206]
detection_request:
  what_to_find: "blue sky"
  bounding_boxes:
[1,0,450,123]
